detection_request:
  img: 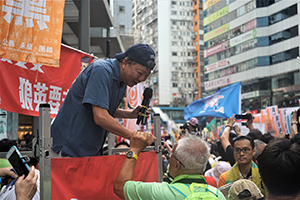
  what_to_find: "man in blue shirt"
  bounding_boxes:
[51,44,156,157]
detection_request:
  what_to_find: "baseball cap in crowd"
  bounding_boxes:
[228,179,264,200]
[188,118,199,127]
[115,43,156,70]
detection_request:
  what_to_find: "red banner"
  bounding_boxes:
[51,151,159,200]
[0,45,92,118]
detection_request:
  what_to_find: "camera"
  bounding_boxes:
[241,121,247,126]
[180,123,189,130]
[235,113,252,120]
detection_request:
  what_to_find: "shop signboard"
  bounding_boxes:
[204,40,230,58]
[204,23,230,42]
[203,0,222,11]
[204,58,231,73]
[204,6,229,26]
[204,76,232,90]
[230,29,257,47]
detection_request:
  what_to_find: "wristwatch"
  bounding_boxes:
[126,150,138,160]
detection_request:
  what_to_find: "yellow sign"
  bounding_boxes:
[204,6,229,26]
[0,0,65,67]
[203,0,222,11]
[204,23,230,42]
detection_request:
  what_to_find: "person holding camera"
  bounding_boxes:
[187,118,202,138]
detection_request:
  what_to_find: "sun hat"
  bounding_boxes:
[228,179,264,200]
[115,43,156,70]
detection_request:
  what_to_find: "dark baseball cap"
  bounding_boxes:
[115,43,156,70]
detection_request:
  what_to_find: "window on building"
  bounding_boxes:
[119,6,125,12]
[172,62,178,66]
[172,41,178,45]
[172,52,178,56]
[173,83,178,87]
[172,20,176,25]
[171,1,177,5]
[171,11,177,15]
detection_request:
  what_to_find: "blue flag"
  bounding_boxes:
[184,82,241,120]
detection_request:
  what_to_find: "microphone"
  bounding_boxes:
[136,88,153,125]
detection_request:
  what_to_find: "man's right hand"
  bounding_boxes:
[15,166,38,200]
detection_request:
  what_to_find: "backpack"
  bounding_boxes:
[171,182,219,200]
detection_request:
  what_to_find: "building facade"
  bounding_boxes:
[203,0,300,112]
[132,0,197,107]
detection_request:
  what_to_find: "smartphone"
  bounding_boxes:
[6,146,31,177]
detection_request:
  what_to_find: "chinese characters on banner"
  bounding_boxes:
[0,0,65,67]
[0,45,93,118]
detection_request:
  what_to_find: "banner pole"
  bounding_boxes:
[39,104,51,200]
[153,114,163,182]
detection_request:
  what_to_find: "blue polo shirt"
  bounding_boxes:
[51,59,126,157]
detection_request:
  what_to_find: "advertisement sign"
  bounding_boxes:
[204,23,230,42]
[204,6,229,26]
[204,76,232,90]
[0,45,93,118]
[0,0,65,67]
[204,40,230,58]
[203,0,222,11]
[230,29,257,47]
[204,58,231,73]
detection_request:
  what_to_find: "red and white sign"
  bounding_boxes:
[204,58,231,73]
[204,40,230,58]
[0,44,93,118]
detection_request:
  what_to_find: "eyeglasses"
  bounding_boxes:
[233,148,251,154]
[170,153,185,168]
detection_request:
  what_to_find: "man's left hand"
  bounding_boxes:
[132,106,151,118]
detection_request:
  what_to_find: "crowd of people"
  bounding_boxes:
[127,111,299,200]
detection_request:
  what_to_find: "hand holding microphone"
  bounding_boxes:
[136,88,153,125]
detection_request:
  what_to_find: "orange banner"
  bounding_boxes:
[51,151,159,200]
[0,0,65,67]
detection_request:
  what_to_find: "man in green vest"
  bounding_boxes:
[114,131,225,200]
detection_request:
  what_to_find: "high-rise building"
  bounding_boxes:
[193,0,205,99]
[203,0,300,112]
[132,0,196,107]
